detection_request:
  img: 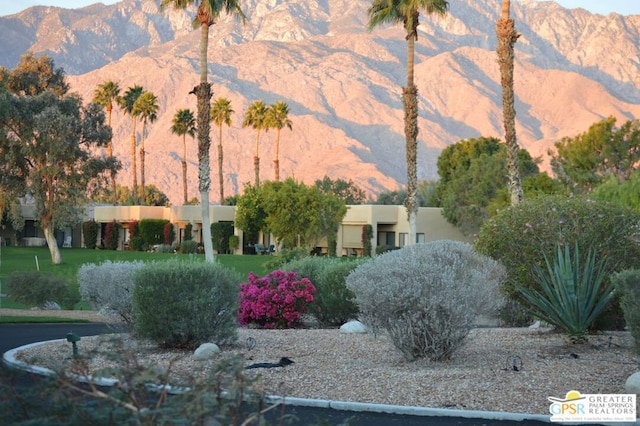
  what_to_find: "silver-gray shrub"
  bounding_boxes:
[346,240,506,361]
[78,260,145,324]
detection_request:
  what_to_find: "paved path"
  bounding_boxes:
[1,323,557,425]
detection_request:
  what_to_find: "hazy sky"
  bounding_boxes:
[1,0,639,17]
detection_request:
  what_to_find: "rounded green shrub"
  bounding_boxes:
[6,271,68,307]
[179,239,197,254]
[284,256,368,326]
[132,259,241,349]
[475,195,640,302]
[347,241,506,361]
[612,269,640,353]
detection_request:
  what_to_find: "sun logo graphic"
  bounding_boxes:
[548,390,636,422]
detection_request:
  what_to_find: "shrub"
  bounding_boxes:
[612,269,640,353]
[155,244,174,253]
[104,220,121,250]
[211,222,234,254]
[375,244,399,255]
[238,270,315,329]
[6,271,68,307]
[78,260,145,324]
[229,235,240,253]
[284,256,367,326]
[361,225,373,257]
[346,241,505,361]
[138,219,170,245]
[179,239,198,254]
[163,222,175,245]
[129,236,146,252]
[518,244,614,343]
[183,223,193,241]
[83,220,99,249]
[475,195,640,322]
[132,259,240,349]
[262,246,310,270]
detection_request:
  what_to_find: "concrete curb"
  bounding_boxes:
[5,338,635,425]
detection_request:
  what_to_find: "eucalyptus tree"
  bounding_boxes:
[92,80,121,204]
[210,97,233,204]
[497,0,523,205]
[367,0,449,245]
[171,108,196,204]
[243,100,269,186]
[0,54,118,264]
[160,0,246,262]
[133,90,159,203]
[266,100,292,181]
[118,84,144,204]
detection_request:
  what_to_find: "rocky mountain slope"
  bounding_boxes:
[1,0,639,204]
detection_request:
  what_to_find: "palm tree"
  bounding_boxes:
[266,101,292,181]
[160,0,246,263]
[368,0,448,246]
[243,100,269,186]
[118,84,144,204]
[210,97,233,204]
[171,108,196,204]
[92,81,121,205]
[133,90,159,203]
[497,0,523,205]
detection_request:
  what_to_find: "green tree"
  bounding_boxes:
[550,117,640,193]
[160,0,246,263]
[171,108,196,204]
[367,0,449,245]
[315,176,366,205]
[0,54,118,264]
[436,137,540,235]
[266,100,292,181]
[496,0,523,205]
[133,90,159,202]
[234,182,267,245]
[592,170,640,211]
[243,100,269,186]
[210,97,233,204]
[118,84,144,204]
[92,80,121,204]
[92,184,169,206]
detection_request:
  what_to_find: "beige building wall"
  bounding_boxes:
[93,204,471,255]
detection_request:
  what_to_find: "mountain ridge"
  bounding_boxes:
[2,0,639,204]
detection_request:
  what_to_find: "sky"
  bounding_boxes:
[0,0,639,17]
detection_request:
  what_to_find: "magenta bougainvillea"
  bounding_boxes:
[238,270,316,329]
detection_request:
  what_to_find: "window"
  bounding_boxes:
[416,233,425,244]
[399,233,408,247]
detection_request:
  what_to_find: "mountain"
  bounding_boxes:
[1,0,639,204]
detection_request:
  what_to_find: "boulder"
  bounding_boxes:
[340,320,367,334]
[625,372,640,394]
[193,343,220,361]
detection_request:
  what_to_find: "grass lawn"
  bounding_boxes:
[0,247,272,312]
[0,316,90,324]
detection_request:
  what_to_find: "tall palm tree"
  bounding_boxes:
[160,0,246,263]
[171,108,196,204]
[210,97,233,204]
[368,0,448,245]
[133,90,159,203]
[266,101,292,181]
[497,0,523,205]
[92,81,120,205]
[118,84,144,204]
[243,100,269,186]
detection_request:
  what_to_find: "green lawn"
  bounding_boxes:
[0,247,271,311]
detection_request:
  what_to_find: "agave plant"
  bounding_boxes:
[518,243,613,343]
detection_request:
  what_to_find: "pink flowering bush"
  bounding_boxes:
[238,270,316,329]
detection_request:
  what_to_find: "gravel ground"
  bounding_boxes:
[12,324,640,415]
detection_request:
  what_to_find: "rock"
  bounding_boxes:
[625,372,640,394]
[340,320,367,334]
[193,343,220,361]
[529,320,541,330]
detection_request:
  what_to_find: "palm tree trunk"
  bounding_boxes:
[404,15,419,245]
[182,134,188,204]
[131,118,138,205]
[274,128,281,181]
[254,130,261,186]
[218,124,224,205]
[497,0,523,205]
[139,121,146,203]
[106,106,117,205]
[196,21,214,262]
